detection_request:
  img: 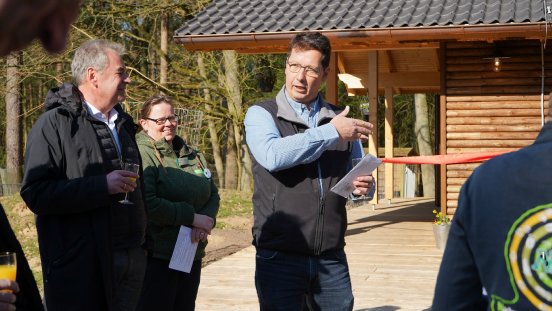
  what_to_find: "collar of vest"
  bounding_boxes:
[274,86,341,127]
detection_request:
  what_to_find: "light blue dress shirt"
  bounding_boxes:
[244,90,364,173]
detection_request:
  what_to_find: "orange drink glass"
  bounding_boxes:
[0,252,16,281]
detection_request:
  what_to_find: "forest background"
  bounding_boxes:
[0,0,435,193]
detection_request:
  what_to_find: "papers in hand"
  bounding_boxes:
[330,154,382,198]
[169,226,198,273]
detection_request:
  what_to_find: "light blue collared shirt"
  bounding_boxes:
[244,89,363,173]
[84,102,122,156]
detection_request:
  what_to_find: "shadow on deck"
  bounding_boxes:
[196,198,443,311]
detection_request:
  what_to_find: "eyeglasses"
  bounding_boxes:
[286,60,321,78]
[145,115,179,125]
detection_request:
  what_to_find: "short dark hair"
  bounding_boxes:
[287,32,332,69]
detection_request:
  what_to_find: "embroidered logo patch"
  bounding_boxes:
[492,203,552,310]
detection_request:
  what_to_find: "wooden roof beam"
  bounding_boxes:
[175,23,549,53]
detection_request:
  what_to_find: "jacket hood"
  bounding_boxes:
[44,82,130,122]
[44,82,84,114]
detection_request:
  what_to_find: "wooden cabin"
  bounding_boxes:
[174,0,552,216]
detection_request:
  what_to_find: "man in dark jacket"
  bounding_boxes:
[244,32,374,310]
[432,105,552,310]
[20,39,147,311]
[1,0,82,310]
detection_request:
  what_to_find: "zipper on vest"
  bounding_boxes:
[314,196,325,255]
[314,161,325,255]
[317,162,324,199]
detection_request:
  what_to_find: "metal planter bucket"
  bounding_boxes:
[432,224,451,250]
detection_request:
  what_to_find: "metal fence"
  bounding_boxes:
[175,108,204,148]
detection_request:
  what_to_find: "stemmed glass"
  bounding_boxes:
[119,162,140,205]
[0,252,17,285]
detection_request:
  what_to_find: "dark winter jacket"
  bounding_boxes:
[20,83,146,311]
[250,95,351,256]
[433,121,552,310]
[136,131,219,261]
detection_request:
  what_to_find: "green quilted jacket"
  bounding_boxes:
[136,131,220,261]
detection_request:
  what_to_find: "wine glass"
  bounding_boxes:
[0,252,17,284]
[119,162,140,205]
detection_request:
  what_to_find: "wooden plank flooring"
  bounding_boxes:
[196,198,443,311]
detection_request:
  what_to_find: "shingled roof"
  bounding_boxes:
[177,0,546,36]
[174,0,552,95]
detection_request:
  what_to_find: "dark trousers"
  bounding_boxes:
[255,248,354,311]
[112,247,147,311]
[137,257,202,311]
[42,233,106,311]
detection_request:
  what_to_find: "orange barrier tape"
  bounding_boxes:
[381,151,510,165]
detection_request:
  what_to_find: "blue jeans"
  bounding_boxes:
[255,248,354,311]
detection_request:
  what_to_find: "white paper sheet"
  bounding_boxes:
[330,154,382,198]
[169,226,198,273]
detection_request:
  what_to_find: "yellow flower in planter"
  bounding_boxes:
[433,209,451,250]
[433,209,451,225]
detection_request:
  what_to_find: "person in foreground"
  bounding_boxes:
[136,94,220,311]
[1,0,83,309]
[21,39,147,311]
[244,32,374,311]
[432,104,552,310]
[0,279,18,311]
[0,209,43,311]
[0,0,81,56]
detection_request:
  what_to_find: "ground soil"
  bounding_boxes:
[202,215,253,266]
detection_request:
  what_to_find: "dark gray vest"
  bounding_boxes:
[250,100,352,255]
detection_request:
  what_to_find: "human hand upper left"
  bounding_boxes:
[352,175,374,196]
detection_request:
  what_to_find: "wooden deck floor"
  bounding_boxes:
[196,198,443,311]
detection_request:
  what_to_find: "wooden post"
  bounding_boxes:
[439,42,447,214]
[325,52,338,105]
[384,87,394,200]
[368,51,379,204]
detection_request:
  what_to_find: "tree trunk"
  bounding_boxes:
[224,123,237,189]
[159,4,168,87]
[197,53,225,187]
[414,94,435,197]
[223,50,251,190]
[5,52,22,187]
[240,137,253,192]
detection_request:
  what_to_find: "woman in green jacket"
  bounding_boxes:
[136,94,219,311]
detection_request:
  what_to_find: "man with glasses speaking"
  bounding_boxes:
[244,32,375,310]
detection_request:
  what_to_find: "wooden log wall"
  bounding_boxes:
[444,40,551,215]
